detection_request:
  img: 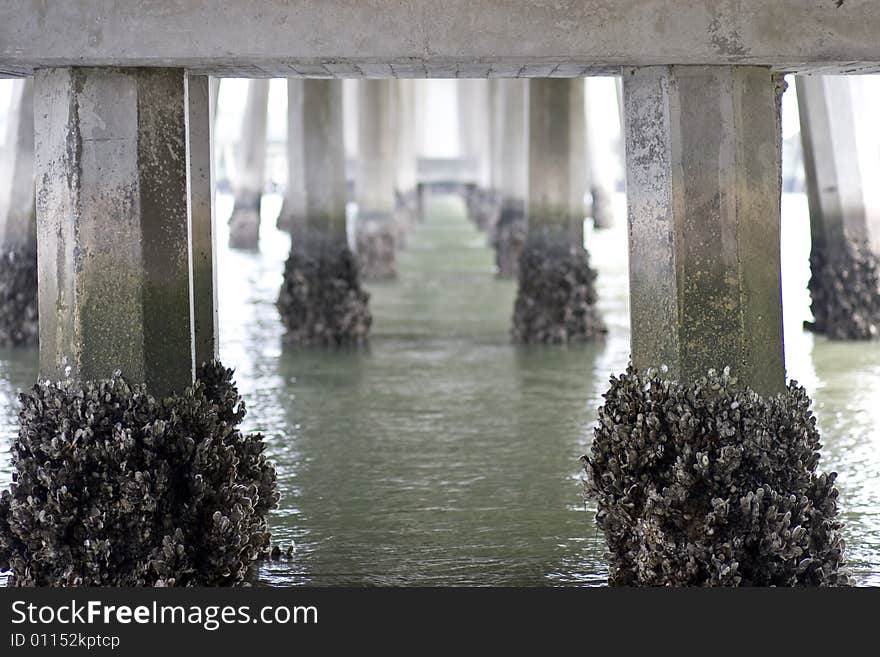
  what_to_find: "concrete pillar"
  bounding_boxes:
[512,78,603,344]
[394,79,420,227]
[0,78,35,249]
[209,77,220,125]
[278,78,307,234]
[0,77,39,347]
[490,78,528,278]
[624,66,784,395]
[186,75,218,367]
[356,79,397,280]
[796,75,880,339]
[228,79,269,250]
[277,79,370,345]
[34,67,194,396]
[585,77,616,229]
[527,78,587,246]
[301,80,347,239]
[457,79,495,229]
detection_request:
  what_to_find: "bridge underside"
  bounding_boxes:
[1,1,880,78]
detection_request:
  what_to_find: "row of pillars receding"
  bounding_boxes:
[1,69,880,389]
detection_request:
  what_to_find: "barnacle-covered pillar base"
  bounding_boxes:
[2,68,279,587]
[513,78,601,343]
[228,79,270,250]
[278,233,371,345]
[491,199,526,278]
[356,214,397,281]
[0,78,37,347]
[278,80,372,344]
[797,75,880,340]
[581,66,848,586]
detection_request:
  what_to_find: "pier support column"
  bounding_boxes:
[458,79,495,230]
[394,79,420,237]
[797,75,880,339]
[512,78,604,343]
[277,80,370,344]
[356,80,397,280]
[0,67,279,587]
[228,79,269,250]
[582,67,846,588]
[585,77,617,230]
[277,79,307,234]
[186,75,219,367]
[34,67,194,396]
[0,77,38,346]
[490,79,527,278]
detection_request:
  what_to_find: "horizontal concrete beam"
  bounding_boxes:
[1,1,879,77]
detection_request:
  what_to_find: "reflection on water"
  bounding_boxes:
[1,192,878,586]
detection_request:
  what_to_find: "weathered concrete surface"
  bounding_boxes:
[0,78,35,248]
[34,67,194,396]
[228,79,269,249]
[528,78,587,245]
[624,65,784,395]
[394,79,420,230]
[278,78,307,234]
[186,75,218,367]
[3,3,880,76]
[356,80,398,279]
[490,79,527,277]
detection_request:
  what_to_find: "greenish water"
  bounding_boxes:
[1,192,878,586]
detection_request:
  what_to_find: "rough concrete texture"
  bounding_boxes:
[490,199,526,278]
[3,3,880,76]
[624,66,784,396]
[511,232,606,344]
[277,232,371,345]
[0,244,38,347]
[34,67,194,397]
[583,366,849,587]
[806,241,880,340]
[229,79,270,250]
[0,361,279,586]
[356,216,397,281]
[278,79,307,235]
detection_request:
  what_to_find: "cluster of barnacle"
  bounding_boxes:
[278,233,372,346]
[465,186,499,232]
[582,366,849,586]
[0,243,38,348]
[511,232,607,344]
[806,241,880,340]
[489,200,526,278]
[0,361,279,586]
[355,224,397,281]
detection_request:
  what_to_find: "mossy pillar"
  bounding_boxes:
[34,67,194,397]
[228,79,269,250]
[796,75,880,339]
[278,78,307,234]
[512,78,604,343]
[583,67,847,588]
[277,80,370,344]
[0,77,38,346]
[186,74,219,367]
[491,78,527,278]
[624,65,784,395]
[356,79,397,280]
